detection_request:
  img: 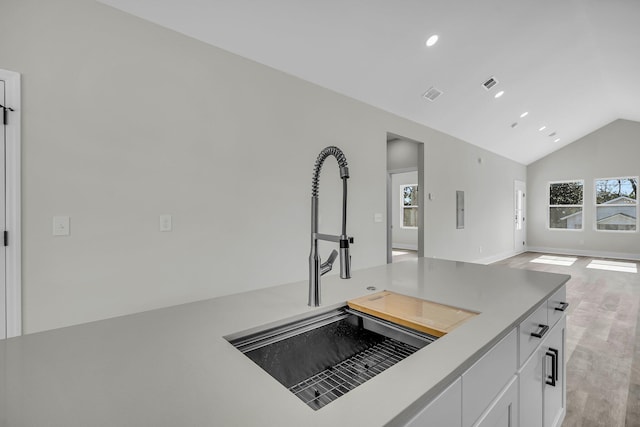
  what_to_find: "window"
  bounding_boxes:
[594,177,638,231]
[401,184,418,228]
[549,180,583,229]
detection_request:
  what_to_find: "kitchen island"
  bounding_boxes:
[0,258,569,427]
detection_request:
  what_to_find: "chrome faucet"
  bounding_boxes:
[309,146,353,307]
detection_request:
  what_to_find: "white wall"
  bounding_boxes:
[527,119,640,259]
[423,139,526,263]
[391,171,418,250]
[0,0,526,333]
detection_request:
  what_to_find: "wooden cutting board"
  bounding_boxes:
[347,291,478,337]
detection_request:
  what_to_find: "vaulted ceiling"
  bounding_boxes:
[98,0,640,165]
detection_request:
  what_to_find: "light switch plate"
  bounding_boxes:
[374,213,383,223]
[159,214,172,232]
[53,216,70,236]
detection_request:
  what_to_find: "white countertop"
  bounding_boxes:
[0,258,569,427]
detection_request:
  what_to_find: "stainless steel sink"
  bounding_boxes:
[226,307,438,410]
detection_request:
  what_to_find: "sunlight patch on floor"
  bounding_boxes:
[586,259,637,273]
[392,250,408,256]
[530,255,578,266]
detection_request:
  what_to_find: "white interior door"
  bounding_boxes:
[514,180,526,252]
[1,79,6,339]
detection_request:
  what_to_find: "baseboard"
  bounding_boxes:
[527,246,640,261]
[474,249,526,265]
[392,243,418,251]
[552,408,566,427]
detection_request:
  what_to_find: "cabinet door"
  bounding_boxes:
[519,345,544,427]
[405,378,462,427]
[474,376,519,427]
[463,329,517,427]
[543,317,566,427]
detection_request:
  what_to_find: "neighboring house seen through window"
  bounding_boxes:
[595,177,638,231]
[549,180,584,229]
[401,184,418,228]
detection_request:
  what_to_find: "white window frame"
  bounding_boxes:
[548,179,584,231]
[400,184,418,229]
[593,176,638,233]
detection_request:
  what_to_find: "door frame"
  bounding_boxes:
[386,134,425,263]
[1,69,22,338]
[514,180,526,253]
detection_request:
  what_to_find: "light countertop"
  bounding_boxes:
[0,258,569,427]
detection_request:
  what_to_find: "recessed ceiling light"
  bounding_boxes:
[511,122,518,128]
[548,132,557,137]
[554,138,560,143]
[494,91,504,98]
[520,112,529,118]
[426,35,439,47]
[538,126,547,131]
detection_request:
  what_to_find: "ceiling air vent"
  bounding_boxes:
[423,86,443,102]
[482,77,498,90]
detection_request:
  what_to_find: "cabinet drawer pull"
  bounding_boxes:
[530,324,549,339]
[554,302,569,312]
[546,348,559,386]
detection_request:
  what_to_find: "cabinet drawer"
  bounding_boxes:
[462,328,517,427]
[547,286,568,328]
[519,302,549,367]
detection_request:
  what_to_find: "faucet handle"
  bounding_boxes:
[320,250,338,276]
[327,249,338,264]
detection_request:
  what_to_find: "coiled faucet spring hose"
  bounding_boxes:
[311,146,349,198]
[311,146,350,235]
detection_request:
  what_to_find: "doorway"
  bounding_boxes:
[386,135,424,263]
[0,68,22,339]
[514,180,527,252]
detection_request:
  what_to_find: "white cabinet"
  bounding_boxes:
[405,378,462,427]
[519,315,566,427]
[473,376,519,427]
[404,330,517,427]
[402,285,567,427]
[462,329,517,427]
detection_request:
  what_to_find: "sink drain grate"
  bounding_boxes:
[288,337,419,410]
